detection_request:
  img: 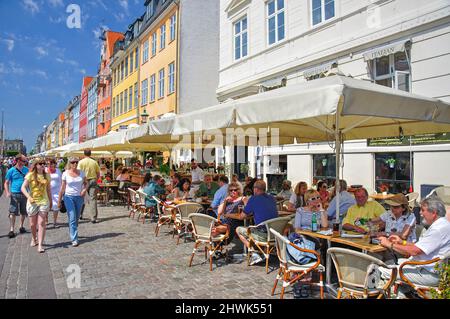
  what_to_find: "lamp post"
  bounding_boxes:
[140,108,149,124]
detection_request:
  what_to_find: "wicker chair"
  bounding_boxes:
[327,247,397,299]
[127,188,141,219]
[406,192,419,210]
[153,196,175,236]
[397,252,450,299]
[269,228,325,299]
[136,190,154,224]
[246,216,292,273]
[174,203,203,245]
[430,186,450,205]
[188,213,229,271]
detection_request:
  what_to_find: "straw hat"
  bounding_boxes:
[385,193,411,212]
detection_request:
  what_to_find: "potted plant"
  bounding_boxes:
[430,261,450,299]
[385,158,396,169]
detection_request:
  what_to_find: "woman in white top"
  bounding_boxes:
[46,158,62,228]
[57,157,87,247]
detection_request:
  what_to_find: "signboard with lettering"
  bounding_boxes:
[367,133,450,147]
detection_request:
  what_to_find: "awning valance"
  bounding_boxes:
[303,61,337,78]
[363,39,410,61]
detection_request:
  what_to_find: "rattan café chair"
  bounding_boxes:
[247,216,292,273]
[327,247,397,299]
[153,196,175,237]
[269,228,325,299]
[188,213,229,271]
[174,203,204,245]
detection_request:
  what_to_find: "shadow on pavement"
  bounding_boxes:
[44,232,125,250]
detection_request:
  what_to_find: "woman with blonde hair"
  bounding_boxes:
[21,159,52,253]
[294,189,329,230]
[287,181,308,212]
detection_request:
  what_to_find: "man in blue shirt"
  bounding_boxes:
[327,179,356,223]
[236,180,278,264]
[4,154,29,238]
[210,175,229,217]
[143,175,166,210]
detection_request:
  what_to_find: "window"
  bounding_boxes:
[234,16,248,60]
[113,70,116,86]
[134,47,139,70]
[112,97,115,118]
[125,56,128,77]
[312,0,335,26]
[141,79,148,105]
[168,62,175,94]
[120,61,124,81]
[151,32,157,56]
[120,92,124,114]
[143,40,149,63]
[115,96,119,117]
[267,0,285,45]
[124,89,128,111]
[170,14,176,41]
[160,24,166,50]
[158,68,165,98]
[129,85,133,110]
[372,51,411,92]
[150,74,156,102]
[146,0,154,19]
[130,52,133,72]
[134,83,138,108]
[313,154,336,186]
[375,153,412,194]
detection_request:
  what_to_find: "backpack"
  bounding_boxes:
[286,232,317,265]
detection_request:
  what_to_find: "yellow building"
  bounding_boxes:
[139,1,178,120]
[111,19,142,132]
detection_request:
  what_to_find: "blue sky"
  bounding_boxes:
[0,0,145,152]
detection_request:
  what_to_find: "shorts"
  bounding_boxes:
[236,226,268,242]
[9,193,27,216]
[27,202,50,217]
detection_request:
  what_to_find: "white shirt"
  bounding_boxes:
[191,167,204,184]
[47,168,62,208]
[414,217,450,272]
[62,171,85,196]
[380,211,417,242]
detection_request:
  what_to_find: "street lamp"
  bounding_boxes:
[140,108,149,124]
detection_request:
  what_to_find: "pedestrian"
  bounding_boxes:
[58,157,87,247]
[46,158,62,228]
[4,154,29,238]
[77,150,100,223]
[21,159,51,253]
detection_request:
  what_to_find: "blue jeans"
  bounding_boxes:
[64,195,84,243]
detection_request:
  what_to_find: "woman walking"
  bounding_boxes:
[57,157,87,247]
[46,158,62,228]
[21,159,52,253]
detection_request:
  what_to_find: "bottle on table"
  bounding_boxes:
[311,212,318,232]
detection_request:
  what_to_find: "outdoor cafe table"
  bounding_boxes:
[369,193,396,201]
[296,228,386,296]
[98,182,119,204]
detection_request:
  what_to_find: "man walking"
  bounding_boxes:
[78,150,100,223]
[4,154,29,238]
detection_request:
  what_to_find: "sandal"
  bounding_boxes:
[37,247,45,253]
[30,238,38,247]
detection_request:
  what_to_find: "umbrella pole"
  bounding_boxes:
[335,116,341,226]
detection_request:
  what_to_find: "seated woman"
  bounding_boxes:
[370,193,416,242]
[317,180,330,209]
[116,168,131,182]
[212,182,248,240]
[294,189,329,231]
[137,173,152,192]
[173,178,195,201]
[287,181,308,212]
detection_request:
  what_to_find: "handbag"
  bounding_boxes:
[286,232,317,265]
[26,200,40,217]
[59,200,67,213]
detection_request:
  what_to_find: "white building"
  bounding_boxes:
[218,0,450,197]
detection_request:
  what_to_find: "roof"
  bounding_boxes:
[105,31,124,59]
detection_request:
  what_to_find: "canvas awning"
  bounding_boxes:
[363,39,410,61]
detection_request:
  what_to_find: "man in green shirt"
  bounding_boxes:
[196,174,219,199]
[78,149,100,223]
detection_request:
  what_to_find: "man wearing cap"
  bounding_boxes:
[378,196,450,298]
[342,187,385,234]
[4,154,29,238]
[77,150,100,223]
[371,193,416,242]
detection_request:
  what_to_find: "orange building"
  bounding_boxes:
[97,30,124,136]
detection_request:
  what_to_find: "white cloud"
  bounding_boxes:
[9,62,25,75]
[22,0,40,15]
[118,0,129,12]
[1,39,15,51]
[48,0,64,7]
[34,70,48,79]
[79,69,86,75]
[0,63,6,74]
[35,46,49,57]
[114,13,126,22]
[49,16,64,24]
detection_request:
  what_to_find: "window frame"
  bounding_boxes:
[372,51,411,92]
[266,0,286,46]
[150,74,156,102]
[141,78,148,106]
[170,14,176,42]
[151,32,157,56]
[168,62,175,94]
[311,0,336,27]
[134,83,138,109]
[129,85,133,110]
[233,14,248,61]
[143,40,149,64]
[158,68,165,99]
[160,24,166,50]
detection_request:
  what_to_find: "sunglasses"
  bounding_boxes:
[229,189,239,192]
[308,196,321,202]
[70,161,79,164]
[37,162,46,165]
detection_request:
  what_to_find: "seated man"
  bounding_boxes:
[210,175,229,217]
[326,179,356,223]
[143,175,166,210]
[342,187,385,234]
[196,174,220,200]
[236,180,278,265]
[378,197,450,298]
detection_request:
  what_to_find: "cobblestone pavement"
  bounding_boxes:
[1,196,329,299]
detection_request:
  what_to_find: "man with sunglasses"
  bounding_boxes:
[4,154,29,238]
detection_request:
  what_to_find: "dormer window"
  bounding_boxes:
[146,0,154,20]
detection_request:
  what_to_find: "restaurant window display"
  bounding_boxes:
[375,152,412,194]
[313,154,336,186]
